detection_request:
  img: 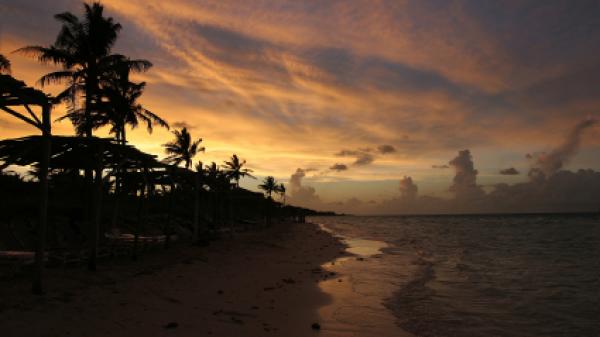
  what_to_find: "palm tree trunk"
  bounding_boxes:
[111,171,121,230]
[83,70,98,248]
[32,104,51,295]
[88,150,103,271]
[212,191,218,233]
[266,194,273,227]
[227,192,234,235]
[192,173,201,244]
[163,166,179,248]
[133,171,147,260]
[165,180,175,249]
[110,128,126,231]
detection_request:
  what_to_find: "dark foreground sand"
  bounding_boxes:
[0,223,346,337]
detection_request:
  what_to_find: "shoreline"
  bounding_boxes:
[0,222,346,337]
[315,222,415,337]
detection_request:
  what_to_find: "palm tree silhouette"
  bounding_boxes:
[223,154,255,188]
[276,183,286,204]
[162,127,204,169]
[17,2,150,137]
[96,63,168,231]
[96,63,168,144]
[0,54,11,74]
[204,162,233,229]
[16,3,152,271]
[259,176,278,199]
[259,176,279,226]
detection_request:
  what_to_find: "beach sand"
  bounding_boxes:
[0,223,345,337]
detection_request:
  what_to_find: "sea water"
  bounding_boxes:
[311,214,600,337]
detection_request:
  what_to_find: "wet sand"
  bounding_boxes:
[0,222,414,337]
[0,223,344,337]
[316,232,415,337]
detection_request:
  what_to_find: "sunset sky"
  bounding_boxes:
[1,0,599,213]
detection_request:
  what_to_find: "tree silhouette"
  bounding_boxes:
[276,183,286,204]
[223,154,255,188]
[0,54,11,74]
[162,127,204,169]
[16,3,153,271]
[205,161,232,191]
[259,176,278,199]
[259,176,279,226]
[204,161,233,229]
[94,63,168,144]
[17,2,150,137]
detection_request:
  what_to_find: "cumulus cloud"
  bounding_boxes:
[448,149,485,200]
[529,119,597,179]
[285,130,600,214]
[363,154,600,215]
[499,167,520,175]
[288,168,321,208]
[399,176,418,201]
[329,163,348,172]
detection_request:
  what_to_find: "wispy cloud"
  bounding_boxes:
[2,0,600,202]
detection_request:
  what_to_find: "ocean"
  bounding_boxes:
[311,214,600,337]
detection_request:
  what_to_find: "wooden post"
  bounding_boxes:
[88,143,104,271]
[32,103,51,295]
[192,171,201,244]
[133,170,146,260]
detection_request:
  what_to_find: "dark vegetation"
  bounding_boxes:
[0,2,318,294]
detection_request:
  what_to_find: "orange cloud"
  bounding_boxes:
[2,0,600,204]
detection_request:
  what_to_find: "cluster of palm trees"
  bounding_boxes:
[17,3,166,141]
[258,176,286,202]
[0,2,294,295]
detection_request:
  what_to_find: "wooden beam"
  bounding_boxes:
[0,106,41,130]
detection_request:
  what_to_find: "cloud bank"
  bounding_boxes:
[290,120,600,214]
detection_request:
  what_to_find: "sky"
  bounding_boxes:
[1,0,600,214]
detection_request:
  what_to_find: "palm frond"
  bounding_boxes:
[0,54,11,74]
[38,70,74,86]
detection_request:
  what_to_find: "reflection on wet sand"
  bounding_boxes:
[316,232,414,337]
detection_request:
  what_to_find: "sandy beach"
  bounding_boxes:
[0,223,348,337]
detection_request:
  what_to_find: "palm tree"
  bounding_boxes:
[259,176,278,199]
[276,183,286,204]
[204,162,233,230]
[0,54,10,74]
[99,68,168,145]
[223,154,255,188]
[17,2,126,137]
[259,176,278,226]
[17,3,150,271]
[92,62,168,231]
[162,127,204,169]
[61,56,158,140]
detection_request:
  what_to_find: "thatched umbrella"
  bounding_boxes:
[0,135,165,270]
[0,74,52,294]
